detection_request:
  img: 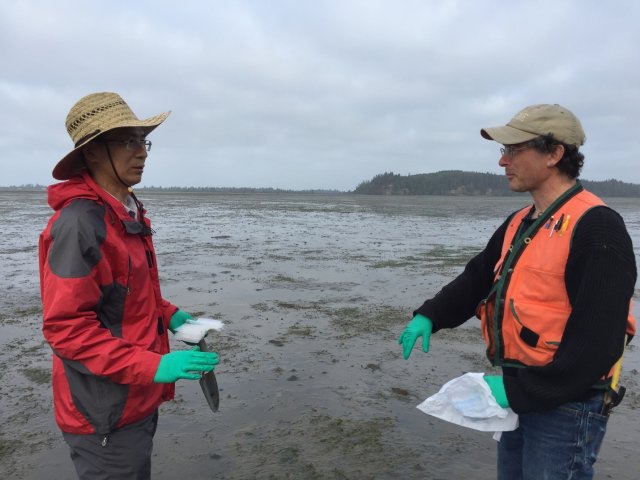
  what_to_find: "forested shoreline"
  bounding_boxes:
[3,171,640,197]
[353,171,640,197]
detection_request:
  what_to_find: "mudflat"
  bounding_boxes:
[1,191,638,479]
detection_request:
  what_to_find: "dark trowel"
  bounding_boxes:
[198,338,220,412]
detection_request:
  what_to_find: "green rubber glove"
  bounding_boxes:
[484,375,509,408]
[169,309,193,333]
[397,314,433,360]
[153,346,219,383]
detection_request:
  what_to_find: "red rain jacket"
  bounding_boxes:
[39,172,176,434]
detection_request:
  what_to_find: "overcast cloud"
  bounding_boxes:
[2,0,639,190]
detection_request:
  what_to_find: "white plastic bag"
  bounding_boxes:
[416,372,518,433]
[174,317,224,343]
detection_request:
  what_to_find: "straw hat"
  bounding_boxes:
[53,92,171,180]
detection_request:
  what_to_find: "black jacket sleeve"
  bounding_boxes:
[414,214,512,331]
[504,206,637,413]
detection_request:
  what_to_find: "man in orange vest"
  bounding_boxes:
[398,104,636,479]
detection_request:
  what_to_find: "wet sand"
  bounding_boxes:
[1,191,639,479]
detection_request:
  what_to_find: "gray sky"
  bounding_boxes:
[2,0,639,190]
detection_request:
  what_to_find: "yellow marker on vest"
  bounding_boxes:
[559,215,571,235]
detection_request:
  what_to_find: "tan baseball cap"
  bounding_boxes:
[480,104,585,146]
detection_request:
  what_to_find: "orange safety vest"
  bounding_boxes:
[478,184,635,383]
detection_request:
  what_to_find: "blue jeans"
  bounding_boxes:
[497,392,608,480]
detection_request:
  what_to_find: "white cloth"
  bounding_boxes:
[416,372,519,433]
[173,318,224,343]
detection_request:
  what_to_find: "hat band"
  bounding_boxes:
[74,129,102,147]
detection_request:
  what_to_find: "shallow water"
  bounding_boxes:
[1,191,639,479]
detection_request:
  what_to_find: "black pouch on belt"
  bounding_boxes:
[602,385,626,416]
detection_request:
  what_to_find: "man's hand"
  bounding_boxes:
[169,309,193,333]
[484,375,509,408]
[397,314,433,359]
[153,347,219,383]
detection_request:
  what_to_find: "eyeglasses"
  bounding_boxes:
[499,144,531,158]
[102,138,152,152]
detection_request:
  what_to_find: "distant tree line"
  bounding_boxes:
[0,184,46,191]
[353,171,640,197]
[2,173,639,197]
[0,185,340,194]
[137,186,342,194]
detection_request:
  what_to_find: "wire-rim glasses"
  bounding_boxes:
[102,138,152,152]
[499,144,532,158]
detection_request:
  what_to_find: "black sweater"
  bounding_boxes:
[415,205,637,413]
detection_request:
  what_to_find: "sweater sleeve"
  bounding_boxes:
[504,206,637,413]
[414,215,511,331]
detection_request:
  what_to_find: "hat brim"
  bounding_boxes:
[480,125,539,145]
[52,111,171,180]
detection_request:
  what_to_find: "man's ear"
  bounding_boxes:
[547,144,565,167]
[82,142,101,167]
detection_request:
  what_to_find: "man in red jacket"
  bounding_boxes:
[39,92,219,479]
